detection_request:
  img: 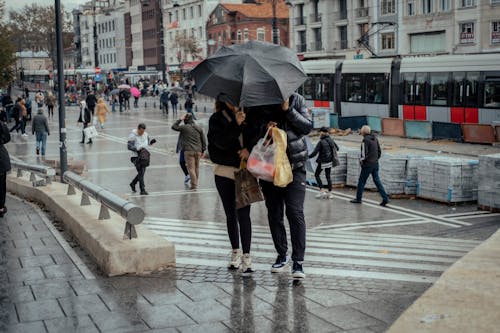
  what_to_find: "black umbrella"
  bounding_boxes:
[191,41,307,107]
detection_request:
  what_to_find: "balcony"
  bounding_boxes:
[335,10,348,20]
[310,41,323,51]
[296,43,307,52]
[309,13,321,23]
[294,16,306,26]
[356,7,369,18]
[329,40,349,50]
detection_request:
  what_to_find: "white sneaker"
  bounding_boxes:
[328,192,335,199]
[241,253,255,274]
[315,191,326,199]
[228,249,242,269]
[22,133,28,137]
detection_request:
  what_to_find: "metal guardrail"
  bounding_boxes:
[63,171,145,240]
[11,160,56,186]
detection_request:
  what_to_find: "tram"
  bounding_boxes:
[299,53,500,125]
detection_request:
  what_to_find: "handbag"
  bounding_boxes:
[327,138,340,168]
[235,160,264,209]
[83,125,98,140]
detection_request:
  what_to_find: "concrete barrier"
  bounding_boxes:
[338,116,367,130]
[432,122,463,142]
[366,116,382,133]
[382,118,405,137]
[462,124,496,144]
[404,120,433,140]
[7,174,175,276]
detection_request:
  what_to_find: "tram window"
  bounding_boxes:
[484,79,500,108]
[302,76,314,100]
[465,72,479,107]
[430,73,448,106]
[344,74,363,102]
[402,73,414,104]
[366,74,385,104]
[452,72,465,106]
[315,75,331,101]
[414,73,427,105]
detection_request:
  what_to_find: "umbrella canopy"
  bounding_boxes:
[191,41,307,107]
[168,86,185,93]
[130,87,141,98]
[118,84,131,89]
[110,88,120,95]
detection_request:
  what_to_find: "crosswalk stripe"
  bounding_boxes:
[313,217,421,229]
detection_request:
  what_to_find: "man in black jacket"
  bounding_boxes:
[0,120,11,217]
[85,91,98,116]
[350,125,389,206]
[247,93,312,279]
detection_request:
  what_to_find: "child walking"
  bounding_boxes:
[309,127,339,199]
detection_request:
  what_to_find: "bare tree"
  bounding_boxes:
[174,34,201,64]
[0,0,15,87]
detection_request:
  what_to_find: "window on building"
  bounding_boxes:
[313,28,321,50]
[190,6,194,19]
[257,28,265,41]
[339,26,348,49]
[459,22,475,44]
[440,0,450,11]
[182,8,186,20]
[381,32,395,50]
[492,21,500,44]
[423,0,433,13]
[244,29,249,42]
[492,0,500,4]
[407,0,415,15]
[198,5,202,17]
[410,31,446,53]
[484,75,500,107]
[462,0,474,7]
[237,30,242,43]
[199,27,203,39]
[339,0,347,19]
[175,10,178,21]
[381,0,395,15]
[430,73,448,106]
[112,20,115,30]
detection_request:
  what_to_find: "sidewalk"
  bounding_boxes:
[1,196,427,333]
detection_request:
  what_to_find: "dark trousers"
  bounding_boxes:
[131,158,146,191]
[356,164,389,202]
[89,105,95,116]
[171,103,177,114]
[260,168,306,262]
[315,164,332,191]
[48,105,54,118]
[10,119,21,132]
[215,175,252,253]
[179,150,188,176]
[0,172,6,209]
[186,107,196,120]
[162,102,169,114]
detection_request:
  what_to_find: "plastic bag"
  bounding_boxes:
[247,128,275,182]
[83,125,98,140]
[272,127,293,188]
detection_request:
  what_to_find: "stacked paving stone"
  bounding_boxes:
[478,154,500,209]
[405,155,426,195]
[346,149,376,189]
[417,157,479,203]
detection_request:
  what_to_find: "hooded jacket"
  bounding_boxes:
[360,133,381,167]
[32,109,50,135]
[309,135,339,164]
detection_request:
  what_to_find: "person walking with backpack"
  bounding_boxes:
[0,119,11,218]
[127,123,156,195]
[32,108,50,157]
[184,96,196,120]
[169,92,178,116]
[309,127,339,199]
[350,125,389,207]
[45,92,56,120]
[172,113,206,190]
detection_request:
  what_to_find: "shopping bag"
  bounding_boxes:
[235,160,264,209]
[83,125,98,140]
[247,128,275,182]
[92,116,98,126]
[272,127,293,188]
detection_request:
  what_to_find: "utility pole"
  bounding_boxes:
[159,1,166,83]
[55,0,68,181]
[93,0,99,68]
[272,0,278,44]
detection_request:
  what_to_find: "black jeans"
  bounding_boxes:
[131,158,146,191]
[48,105,54,118]
[215,175,252,254]
[260,168,306,262]
[0,172,6,209]
[10,119,21,132]
[315,163,332,191]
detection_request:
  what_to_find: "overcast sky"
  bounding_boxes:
[6,0,86,12]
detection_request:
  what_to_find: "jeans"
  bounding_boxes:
[215,175,252,253]
[10,119,21,133]
[355,164,389,202]
[131,158,146,192]
[315,163,332,191]
[260,168,307,262]
[0,172,6,210]
[186,107,196,120]
[171,103,178,114]
[162,102,169,114]
[20,118,26,134]
[112,102,116,113]
[184,151,200,189]
[35,132,47,155]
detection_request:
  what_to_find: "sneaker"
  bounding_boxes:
[140,190,149,195]
[350,199,362,204]
[241,253,255,274]
[22,133,28,137]
[228,249,242,270]
[328,192,335,199]
[271,255,291,273]
[36,148,40,155]
[292,261,306,280]
[184,175,190,184]
[129,183,136,193]
[380,200,389,207]
[315,191,326,199]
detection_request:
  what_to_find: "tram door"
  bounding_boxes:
[401,73,427,120]
[450,72,479,124]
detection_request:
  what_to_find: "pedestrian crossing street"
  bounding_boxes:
[143,216,481,284]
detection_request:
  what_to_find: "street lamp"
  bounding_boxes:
[141,0,167,84]
[93,0,99,68]
[272,0,278,44]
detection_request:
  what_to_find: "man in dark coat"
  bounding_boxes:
[350,125,389,206]
[85,91,98,116]
[160,90,169,115]
[0,120,11,217]
[246,92,312,280]
[78,101,93,144]
[169,92,178,116]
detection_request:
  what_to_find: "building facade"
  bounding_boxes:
[288,0,500,60]
[206,0,290,56]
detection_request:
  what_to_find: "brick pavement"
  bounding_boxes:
[0,195,432,333]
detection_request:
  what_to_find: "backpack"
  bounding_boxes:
[137,148,150,167]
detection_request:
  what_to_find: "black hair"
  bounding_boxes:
[138,123,146,130]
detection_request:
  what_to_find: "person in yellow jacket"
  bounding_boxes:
[95,98,110,129]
